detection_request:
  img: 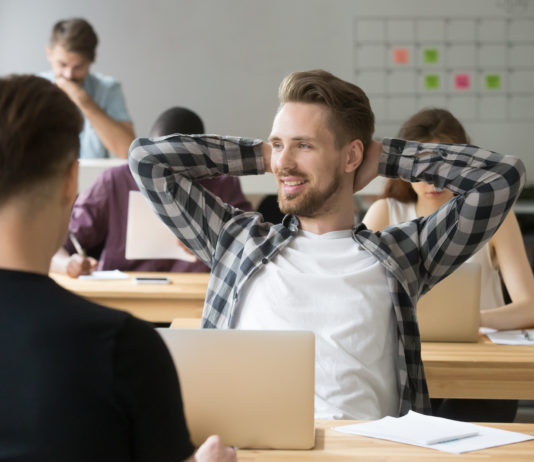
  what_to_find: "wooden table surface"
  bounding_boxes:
[236,420,534,460]
[421,334,534,399]
[50,272,209,322]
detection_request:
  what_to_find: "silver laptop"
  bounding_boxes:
[157,328,315,449]
[417,262,481,342]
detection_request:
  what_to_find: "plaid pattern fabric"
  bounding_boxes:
[129,134,525,416]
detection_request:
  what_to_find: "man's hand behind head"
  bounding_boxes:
[353,140,382,194]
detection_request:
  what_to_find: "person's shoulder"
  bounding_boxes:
[88,72,121,89]
[48,277,130,324]
[37,70,54,82]
[97,161,134,186]
[362,198,391,232]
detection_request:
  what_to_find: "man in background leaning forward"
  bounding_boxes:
[41,17,134,158]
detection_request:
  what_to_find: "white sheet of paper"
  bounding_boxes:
[125,191,196,262]
[486,329,534,345]
[78,270,130,281]
[333,411,533,454]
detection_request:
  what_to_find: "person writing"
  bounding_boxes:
[129,69,525,420]
[0,74,235,461]
[50,106,252,277]
[41,17,135,158]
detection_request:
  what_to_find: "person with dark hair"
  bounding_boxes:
[51,106,252,277]
[0,75,235,461]
[40,18,135,159]
[130,69,525,420]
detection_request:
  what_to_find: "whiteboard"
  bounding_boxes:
[1,0,533,192]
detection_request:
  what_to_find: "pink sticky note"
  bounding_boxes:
[393,48,409,64]
[455,74,471,90]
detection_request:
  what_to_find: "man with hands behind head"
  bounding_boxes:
[41,17,134,159]
[130,69,525,420]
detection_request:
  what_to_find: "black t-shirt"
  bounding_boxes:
[0,269,195,461]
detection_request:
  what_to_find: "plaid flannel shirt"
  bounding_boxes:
[129,135,525,416]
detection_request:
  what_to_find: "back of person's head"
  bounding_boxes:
[50,18,98,62]
[149,107,205,137]
[0,75,83,207]
[383,108,470,202]
[278,69,375,151]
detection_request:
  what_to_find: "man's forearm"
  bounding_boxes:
[78,98,134,158]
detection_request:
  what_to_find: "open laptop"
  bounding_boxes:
[417,262,481,342]
[125,191,196,261]
[157,328,315,449]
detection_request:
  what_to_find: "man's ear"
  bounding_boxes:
[45,46,52,61]
[61,160,79,206]
[344,139,364,174]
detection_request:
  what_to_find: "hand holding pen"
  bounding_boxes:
[63,233,97,278]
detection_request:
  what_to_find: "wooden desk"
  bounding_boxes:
[422,334,534,400]
[237,420,534,460]
[50,272,209,323]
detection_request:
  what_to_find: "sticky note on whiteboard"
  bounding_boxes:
[393,48,409,64]
[485,74,501,90]
[423,48,439,63]
[455,74,471,90]
[425,74,440,89]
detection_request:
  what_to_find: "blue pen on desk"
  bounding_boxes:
[69,233,86,257]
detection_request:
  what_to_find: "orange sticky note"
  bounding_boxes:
[455,74,471,90]
[393,48,409,64]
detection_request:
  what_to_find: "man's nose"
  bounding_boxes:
[275,146,296,171]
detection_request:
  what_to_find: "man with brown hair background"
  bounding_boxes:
[0,74,234,462]
[130,69,525,421]
[41,17,135,159]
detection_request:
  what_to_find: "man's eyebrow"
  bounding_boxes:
[267,136,316,142]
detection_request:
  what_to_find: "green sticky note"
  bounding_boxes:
[425,74,440,89]
[423,48,439,63]
[486,74,501,89]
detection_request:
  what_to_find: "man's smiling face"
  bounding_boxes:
[269,102,347,218]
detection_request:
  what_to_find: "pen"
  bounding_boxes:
[69,233,86,257]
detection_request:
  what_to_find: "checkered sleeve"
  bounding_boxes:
[379,138,526,291]
[128,134,264,266]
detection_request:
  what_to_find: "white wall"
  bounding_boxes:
[1,0,533,193]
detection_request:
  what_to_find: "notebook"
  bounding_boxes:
[157,328,316,449]
[417,262,481,342]
[125,191,196,261]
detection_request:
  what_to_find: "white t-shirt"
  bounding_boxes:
[232,229,399,420]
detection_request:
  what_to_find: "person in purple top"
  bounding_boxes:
[51,107,252,277]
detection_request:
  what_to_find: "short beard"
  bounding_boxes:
[277,169,343,218]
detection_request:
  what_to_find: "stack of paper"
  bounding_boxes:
[334,411,533,454]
